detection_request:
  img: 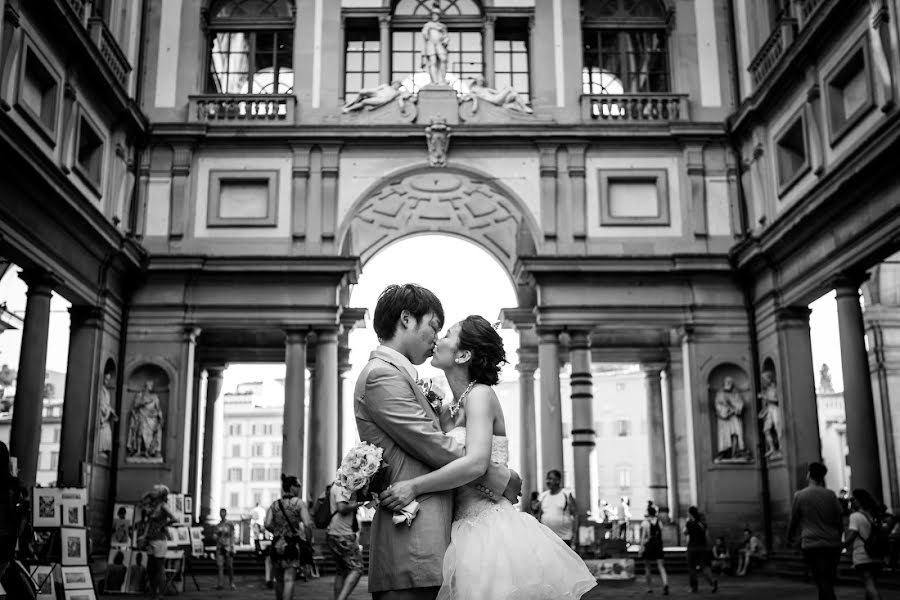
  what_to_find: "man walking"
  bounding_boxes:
[684,506,717,593]
[787,462,844,600]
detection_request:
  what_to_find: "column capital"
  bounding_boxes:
[205,365,226,379]
[378,14,391,27]
[830,271,870,293]
[775,306,812,329]
[18,268,58,295]
[517,346,538,372]
[284,328,310,345]
[183,326,201,343]
[566,329,592,349]
[641,362,667,376]
[68,305,104,328]
[536,327,561,344]
[315,327,340,344]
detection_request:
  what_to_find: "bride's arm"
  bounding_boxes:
[381,387,494,507]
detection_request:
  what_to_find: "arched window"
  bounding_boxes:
[581,0,670,95]
[206,0,295,95]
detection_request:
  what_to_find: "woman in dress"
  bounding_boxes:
[265,474,313,600]
[138,484,177,600]
[381,315,597,600]
[639,505,668,595]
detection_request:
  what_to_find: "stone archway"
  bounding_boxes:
[339,165,539,276]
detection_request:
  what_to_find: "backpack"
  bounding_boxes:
[862,513,891,560]
[311,485,336,529]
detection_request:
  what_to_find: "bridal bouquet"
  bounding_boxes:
[335,441,420,526]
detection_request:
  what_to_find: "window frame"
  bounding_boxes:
[15,34,61,146]
[824,35,874,147]
[773,108,810,197]
[72,105,106,197]
[204,0,295,95]
[207,169,279,227]
[598,168,670,226]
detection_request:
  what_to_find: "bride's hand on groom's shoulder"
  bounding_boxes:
[379,480,418,511]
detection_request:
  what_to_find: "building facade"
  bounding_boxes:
[1,0,899,553]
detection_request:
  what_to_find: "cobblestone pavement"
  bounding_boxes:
[98,573,847,599]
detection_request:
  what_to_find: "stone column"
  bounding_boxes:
[283,330,307,479]
[337,340,351,460]
[309,328,339,497]
[378,15,391,84]
[643,363,669,511]
[200,366,225,524]
[835,279,883,499]
[9,269,55,488]
[482,15,496,86]
[537,328,563,477]
[58,305,104,486]
[517,347,538,500]
[569,330,595,516]
[187,365,203,517]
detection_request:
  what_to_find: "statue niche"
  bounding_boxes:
[758,358,783,460]
[124,364,170,464]
[708,364,753,463]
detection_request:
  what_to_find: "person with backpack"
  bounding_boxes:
[640,504,669,595]
[265,474,313,600]
[324,482,365,600]
[845,488,886,600]
[684,506,717,593]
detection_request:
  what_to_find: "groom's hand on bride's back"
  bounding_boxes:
[502,470,522,504]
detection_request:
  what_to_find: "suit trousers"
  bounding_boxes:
[373,586,442,600]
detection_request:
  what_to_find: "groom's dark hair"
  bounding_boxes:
[374,284,445,341]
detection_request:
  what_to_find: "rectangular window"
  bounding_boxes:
[392,30,482,94]
[251,465,266,481]
[74,112,104,191]
[494,19,530,100]
[251,443,264,457]
[227,468,242,482]
[598,169,670,226]
[271,443,282,457]
[232,444,241,457]
[53,428,60,443]
[252,490,263,506]
[230,492,240,508]
[208,30,294,94]
[18,44,59,140]
[50,452,59,470]
[208,170,278,227]
[251,424,258,435]
[267,467,281,481]
[775,112,809,193]
[229,424,242,436]
[615,419,631,437]
[263,424,274,435]
[582,29,669,94]
[345,20,381,102]
[617,467,631,488]
[825,38,873,145]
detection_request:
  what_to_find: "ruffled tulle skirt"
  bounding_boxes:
[437,499,597,600]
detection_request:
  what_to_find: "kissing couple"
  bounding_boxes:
[355,283,597,600]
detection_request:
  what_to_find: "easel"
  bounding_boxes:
[181,546,201,591]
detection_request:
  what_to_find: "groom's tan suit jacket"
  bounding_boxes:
[355,348,511,593]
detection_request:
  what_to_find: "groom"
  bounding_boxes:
[354,284,521,600]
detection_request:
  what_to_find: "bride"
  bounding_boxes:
[380,315,597,600]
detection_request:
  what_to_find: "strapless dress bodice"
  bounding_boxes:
[445,426,509,466]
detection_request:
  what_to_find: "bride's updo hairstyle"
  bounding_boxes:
[457,315,507,386]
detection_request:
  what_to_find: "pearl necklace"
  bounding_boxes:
[448,381,476,419]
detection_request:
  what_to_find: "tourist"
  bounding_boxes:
[253,522,274,588]
[735,528,766,575]
[326,482,365,600]
[786,462,843,600]
[265,474,313,600]
[684,506,717,592]
[138,484,177,600]
[640,504,669,595]
[214,507,236,591]
[620,496,633,540]
[711,536,731,575]
[536,469,579,548]
[845,489,884,600]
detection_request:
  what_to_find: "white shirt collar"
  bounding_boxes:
[377,344,418,382]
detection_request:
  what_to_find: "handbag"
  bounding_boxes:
[270,500,302,561]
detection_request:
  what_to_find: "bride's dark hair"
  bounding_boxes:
[458,315,507,386]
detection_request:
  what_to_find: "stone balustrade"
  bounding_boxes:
[795,0,826,29]
[748,17,797,87]
[89,17,131,87]
[188,95,296,124]
[581,94,689,122]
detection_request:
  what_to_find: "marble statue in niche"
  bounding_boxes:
[97,366,118,458]
[714,376,752,462]
[126,379,164,462]
[758,369,783,459]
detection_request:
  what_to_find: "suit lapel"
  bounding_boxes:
[369,349,440,427]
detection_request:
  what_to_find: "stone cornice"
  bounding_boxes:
[146,255,361,282]
[516,254,733,282]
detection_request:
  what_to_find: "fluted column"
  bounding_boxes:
[569,330,594,516]
[10,269,55,488]
[283,330,308,479]
[309,328,339,497]
[835,279,883,499]
[643,363,668,510]
[58,305,104,486]
[200,366,225,524]
[517,347,538,499]
[537,328,563,477]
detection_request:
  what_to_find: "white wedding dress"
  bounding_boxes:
[437,427,597,600]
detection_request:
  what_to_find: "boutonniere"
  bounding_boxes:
[417,378,444,415]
